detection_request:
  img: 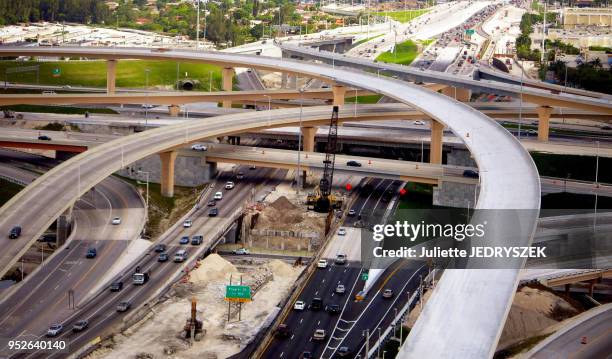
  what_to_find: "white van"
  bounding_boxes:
[174,249,188,263]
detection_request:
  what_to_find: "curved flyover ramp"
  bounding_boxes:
[0,47,540,358]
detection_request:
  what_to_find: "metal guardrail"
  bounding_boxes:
[0,173,28,187]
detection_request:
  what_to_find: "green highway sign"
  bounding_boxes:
[225,285,251,302]
[52,68,61,77]
[465,29,475,35]
[361,272,369,281]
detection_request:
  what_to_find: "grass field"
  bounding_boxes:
[376,40,419,65]
[4,104,117,115]
[345,95,383,104]
[0,60,223,90]
[377,9,430,23]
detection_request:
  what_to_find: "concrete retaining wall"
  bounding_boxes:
[117,153,217,187]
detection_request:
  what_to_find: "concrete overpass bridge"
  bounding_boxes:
[0,46,541,359]
[279,44,612,142]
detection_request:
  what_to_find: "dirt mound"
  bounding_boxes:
[498,286,580,349]
[266,260,295,278]
[269,196,297,212]
[190,254,239,283]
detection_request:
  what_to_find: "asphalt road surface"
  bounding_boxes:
[261,178,427,358]
[3,166,286,358]
[0,152,145,354]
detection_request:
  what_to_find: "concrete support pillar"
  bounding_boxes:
[159,150,178,197]
[222,67,234,108]
[56,210,72,246]
[332,85,346,106]
[106,59,117,94]
[441,86,471,102]
[289,74,298,89]
[301,126,317,152]
[168,105,180,117]
[536,105,553,142]
[281,73,288,88]
[430,120,444,164]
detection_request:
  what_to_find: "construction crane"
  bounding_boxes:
[314,106,340,213]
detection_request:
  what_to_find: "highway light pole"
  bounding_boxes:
[296,88,304,195]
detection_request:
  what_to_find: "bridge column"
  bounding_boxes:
[159,150,178,197]
[106,59,117,94]
[281,73,288,88]
[441,86,471,102]
[536,105,553,142]
[168,105,180,117]
[302,126,317,152]
[430,120,444,164]
[222,67,234,108]
[332,85,346,106]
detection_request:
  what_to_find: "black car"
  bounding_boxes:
[275,324,291,338]
[462,170,479,179]
[311,297,323,311]
[326,304,341,314]
[154,244,166,253]
[109,281,123,292]
[301,352,312,359]
[337,346,352,357]
[207,200,216,207]
[158,252,169,262]
[179,236,190,245]
[209,208,219,217]
[9,226,21,239]
[72,320,88,332]
[191,235,203,245]
[86,248,97,258]
[38,135,52,141]
[346,160,362,167]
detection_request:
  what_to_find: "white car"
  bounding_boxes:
[47,324,63,337]
[317,259,328,269]
[183,219,192,228]
[335,284,346,294]
[225,181,235,190]
[191,144,208,151]
[233,248,250,255]
[141,104,155,109]
[338,228,347,236]
[413,120,426,126]
[293,300,306,310]
[213,191,223,200]
[111,217,121,225]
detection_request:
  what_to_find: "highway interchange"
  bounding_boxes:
[0,1,610,357]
